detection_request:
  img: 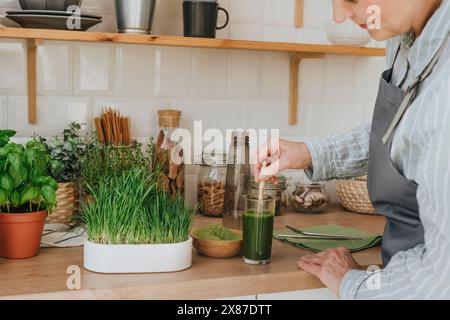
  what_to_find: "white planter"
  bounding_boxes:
[83,237,192,274]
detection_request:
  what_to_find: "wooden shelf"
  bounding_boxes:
[0,27,385,56]
[0,27,386,125]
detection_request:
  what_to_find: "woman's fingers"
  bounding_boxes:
[299,254,324,265]
[253,140,280,182]
[297,260,322,277]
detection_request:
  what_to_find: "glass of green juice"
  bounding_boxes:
[242,195,276,265]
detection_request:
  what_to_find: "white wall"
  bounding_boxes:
[0,0,386,202]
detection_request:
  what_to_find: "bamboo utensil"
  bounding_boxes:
[94,108,132,146]
[257,161,267,213]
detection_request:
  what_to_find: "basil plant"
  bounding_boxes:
[0,130,58,214]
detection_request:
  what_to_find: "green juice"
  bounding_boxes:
[243,210,274,263]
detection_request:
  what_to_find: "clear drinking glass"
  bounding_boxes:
[242,195,276,265]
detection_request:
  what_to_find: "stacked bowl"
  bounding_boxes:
[6,0,102,31]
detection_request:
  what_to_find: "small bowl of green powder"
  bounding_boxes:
[191,224,243,258]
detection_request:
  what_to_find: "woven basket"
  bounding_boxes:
[336,176,378,215]
[47,182,79,224]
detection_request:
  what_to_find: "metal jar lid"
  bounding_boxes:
[251,174,287,190]
[201,152,228,167]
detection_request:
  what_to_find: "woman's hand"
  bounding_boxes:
[297,247,362,297]
[253,139,312,183]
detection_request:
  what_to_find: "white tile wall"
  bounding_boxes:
[115,44,154,97]
[171,98,241,133]
[37,41,74,95]
[0,0,387,200]
[298,58,327,101]
[0,96,6,128]
[227,50,262,99]
[230,0,264,25]
[191,49,228,99]
[74,43,116,95]
[241,100,306,137]
[154,46,192,98]
[325,56,356,101]
[7,96,92,137]
[261,52,290,100]
[0,39,25,95]
[305,102,366,136]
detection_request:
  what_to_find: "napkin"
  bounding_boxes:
[274,224,382,253]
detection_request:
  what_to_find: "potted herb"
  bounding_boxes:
[82,162,196,273]
[0,130,58,259]
[80,135,152,196]
[43,122,86,223]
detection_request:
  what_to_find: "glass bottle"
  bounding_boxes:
[155,109,184,198]
[223,131,251,230]
[197,153,228,217]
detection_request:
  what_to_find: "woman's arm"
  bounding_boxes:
[304,122,371,181]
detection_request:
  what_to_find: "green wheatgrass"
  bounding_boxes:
[194,224,241,241]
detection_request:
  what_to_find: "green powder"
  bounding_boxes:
[193,224,241,241]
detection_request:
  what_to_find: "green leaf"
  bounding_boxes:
[16,162,29,183]
[0,130,16,147]
[20,186,39,205]
[41,185,56,208]
[8,166,23,188]
[0,130,16,139]
[7,153,22,169]
[0,146,9,157]
[0,188,7,206]
[50,160,64,177]
[30,167,44,183]
[24,148,36,166]
[0,174,14,191]
[11,191,20,207]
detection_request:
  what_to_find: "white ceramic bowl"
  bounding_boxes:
[324,19,371,47]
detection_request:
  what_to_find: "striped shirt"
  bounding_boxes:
[304,0,450,300]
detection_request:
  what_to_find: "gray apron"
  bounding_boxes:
[368,36,448,266]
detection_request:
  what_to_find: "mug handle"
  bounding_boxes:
[216,7,229,30]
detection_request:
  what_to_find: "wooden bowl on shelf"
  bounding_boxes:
[191,229,243,259]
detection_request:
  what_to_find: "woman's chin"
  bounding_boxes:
[368,29,395,42]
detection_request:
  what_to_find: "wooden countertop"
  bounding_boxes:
[0,205,385,300]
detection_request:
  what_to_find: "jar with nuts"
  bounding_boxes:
[290,183,329,214]
[197,153,228,217]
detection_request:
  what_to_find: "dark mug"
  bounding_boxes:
[183,1,229,38]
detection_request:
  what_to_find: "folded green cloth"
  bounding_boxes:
[273,224,382,253]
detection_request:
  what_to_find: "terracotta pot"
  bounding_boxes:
[0,210,47,259]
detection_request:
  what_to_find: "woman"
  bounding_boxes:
[254,0,449,299]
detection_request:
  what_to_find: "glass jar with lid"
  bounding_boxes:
[290,183,329,214]
[197,153,228,217]
[250,175,287,216]
[155,109,184,198]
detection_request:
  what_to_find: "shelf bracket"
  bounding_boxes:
[289,52,324,126]
[27,38,43,125]
[295,0,304,28]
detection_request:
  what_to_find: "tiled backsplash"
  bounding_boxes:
[0,0,387,203]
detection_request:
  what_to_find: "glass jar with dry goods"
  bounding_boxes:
[250,175,287,216]
[155,109,184,198]
[197,153,227,217]
[290,183,329,214]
